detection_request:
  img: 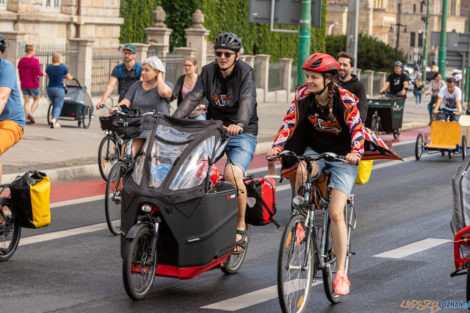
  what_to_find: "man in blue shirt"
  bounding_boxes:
[0,34,26,183]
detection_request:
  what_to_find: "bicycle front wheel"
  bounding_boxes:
[0,198,21,261]
[105,162,125,235]
[98,135,120,181]
[122,226,156,300]
[278,214,315,313]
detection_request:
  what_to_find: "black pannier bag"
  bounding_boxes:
[112,109,143,139]
[451,157,470,237]
[121,114,239,267]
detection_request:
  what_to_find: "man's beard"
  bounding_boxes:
[338,72,348,80]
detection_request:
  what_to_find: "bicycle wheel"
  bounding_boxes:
[122,226,156,300]
[47,103,53,126]
[98,135,120,181]
[105,162,125,235]
[221,225,250,274]
[0,198,21,261]
[278,214,315,313]
[322,218,348,304]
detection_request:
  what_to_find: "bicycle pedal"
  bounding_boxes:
[349,251,356,256]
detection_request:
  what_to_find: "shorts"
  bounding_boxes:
[225,133,257,174]
[303,147,357,196]
[21,88,40,97]
[437,108,459,122]
[0,120,24,155]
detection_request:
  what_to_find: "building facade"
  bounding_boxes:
[327,0,469,63]
[0,0,123,47]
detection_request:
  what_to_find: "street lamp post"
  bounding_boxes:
[390,23,407,61]
[421,0,430,86]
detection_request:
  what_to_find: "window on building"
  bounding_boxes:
[410,32,416,47]
[413,4,416,13]
[42,0,61,10]
[420,1,425,12]
[0,0,8,10]
[418,32,424,47]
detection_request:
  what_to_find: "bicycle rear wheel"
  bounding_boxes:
[278,214,315,313]
[98,135,120,181]
[0,198,21,261]
[122,226,156,300]
[105,162,125,235]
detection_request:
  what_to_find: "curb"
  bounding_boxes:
[3,122,426,184]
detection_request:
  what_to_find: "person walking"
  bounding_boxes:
[413,78,424,107]
[109,56,172,156]
[336,51,367,121]
[172,57,206,120]
[45,52,73,128]
[17,44,43,124]
[96,44,141,109]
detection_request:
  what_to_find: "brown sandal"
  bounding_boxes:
[233,228,248,255]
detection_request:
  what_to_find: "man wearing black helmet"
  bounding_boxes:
[173,32,258,254]
[379,61,409,97]
[0,34,26,183]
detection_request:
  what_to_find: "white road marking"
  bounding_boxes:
[201,281,322,311]
[374,238,451,259]
[51,195,104,209]
[18,223,108,247]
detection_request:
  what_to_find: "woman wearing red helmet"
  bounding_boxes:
[267,53,364,295]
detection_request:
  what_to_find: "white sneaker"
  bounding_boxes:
[50,118,56,128]
[53,122,61,129]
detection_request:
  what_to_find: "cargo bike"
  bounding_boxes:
[47,78,94,128]
[119,114,250,300]
[365,93,405,139]
[415,111,467,160]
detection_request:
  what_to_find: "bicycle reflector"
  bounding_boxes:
[292,196,305,208]
[140,203,159,214]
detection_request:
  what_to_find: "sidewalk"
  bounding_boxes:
[1,92,432,183]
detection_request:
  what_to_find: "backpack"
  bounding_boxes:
[244,177,279,227]
[118,62,141,80]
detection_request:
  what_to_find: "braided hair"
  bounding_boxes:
[318,72,338,122]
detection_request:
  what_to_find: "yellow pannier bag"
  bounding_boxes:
[10,170,51,228]
[355,160,373,185]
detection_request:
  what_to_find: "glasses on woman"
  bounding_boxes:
[184,64,193,67]
[215,51,235,58]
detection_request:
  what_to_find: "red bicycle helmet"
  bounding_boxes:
[302,53,339,73]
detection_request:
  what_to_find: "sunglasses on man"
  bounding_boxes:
[215,51,236,58]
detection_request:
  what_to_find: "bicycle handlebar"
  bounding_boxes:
[266,150,359,165]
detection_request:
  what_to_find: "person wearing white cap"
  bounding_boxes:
[110,56,172,156]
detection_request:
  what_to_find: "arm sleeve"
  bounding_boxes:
[63,65,69,75]
[173,74,204,118]
[438,87,446,98]
[124,81,138,103]
[111,65,119,78]
[272,99,296,154]
[343,95,364,158]
[36,59,44,76]
[236,68,257,127]
[456,88,462,101]
[0,61,17,89]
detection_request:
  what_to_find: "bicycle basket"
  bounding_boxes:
[99,116,115,131]
[112,115,144,139]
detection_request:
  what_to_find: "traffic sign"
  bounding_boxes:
[248,0,322,27]
[431,32,470,52]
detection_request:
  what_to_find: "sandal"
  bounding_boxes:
[232,228,248,255]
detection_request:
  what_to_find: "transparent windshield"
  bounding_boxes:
[170,136,216,190]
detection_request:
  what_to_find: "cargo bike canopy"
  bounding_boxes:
[123,114,228,204]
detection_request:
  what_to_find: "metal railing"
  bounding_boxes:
[268,62,282,91]
[91,48,122,97]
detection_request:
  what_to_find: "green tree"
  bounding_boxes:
[120,0,161,43]
[326,34,406,72]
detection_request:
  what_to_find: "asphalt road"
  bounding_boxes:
[1,141,467,313]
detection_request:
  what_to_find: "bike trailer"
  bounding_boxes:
[53,78,93,128]
[121,115,238,276]
[451,157,470,272]
[365,96,404,136]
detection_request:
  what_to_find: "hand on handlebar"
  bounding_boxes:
[223,124,243,136]
[345,153,361,166]
[96,100,106,110]
[109,106,120,115]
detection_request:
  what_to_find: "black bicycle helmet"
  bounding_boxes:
[0,34,7,54]
[214,32,242,53]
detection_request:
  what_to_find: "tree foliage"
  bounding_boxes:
[119,0,327,63]
[326,34,406,72]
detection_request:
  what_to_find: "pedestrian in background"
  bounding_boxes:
[17,44,43,124]
[425,72,445,124]
[172,57,207,120]
[413,78,423,107]
[96,44,141,109]
[46,52,73,129]
[336,51,367,121]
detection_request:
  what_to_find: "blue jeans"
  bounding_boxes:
[415,90,422,104]
[304,147,358,196]
[225,133,257,174]
[437,109,460,122]
[47,87,65,120]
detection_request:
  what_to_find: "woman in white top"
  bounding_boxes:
[425,72,446,123]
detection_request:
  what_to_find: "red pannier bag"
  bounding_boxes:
[244,177,279,227]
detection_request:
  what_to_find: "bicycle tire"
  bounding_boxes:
[278,214,315,313]
[98,135,120,181]
[322,216,350,304]
[47,103,53,126]
[0,198,21,261]
[105,162,125,235]
[122,226,156,300]
[221,225,250,274]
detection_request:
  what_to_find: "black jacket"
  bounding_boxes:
[338,75,367,122]
[173,60,258,135]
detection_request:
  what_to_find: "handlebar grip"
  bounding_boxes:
[355,159,360,166]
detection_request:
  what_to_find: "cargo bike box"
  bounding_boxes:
[365,95,405,139]
[120,115,239,276]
